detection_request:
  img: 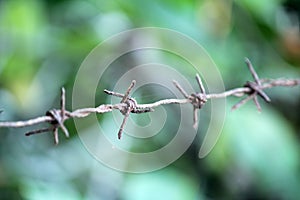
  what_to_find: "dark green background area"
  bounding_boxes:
[1,0,300,199]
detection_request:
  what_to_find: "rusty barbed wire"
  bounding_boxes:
[0,58,299,144]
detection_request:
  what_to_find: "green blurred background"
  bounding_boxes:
[1,0,300,199]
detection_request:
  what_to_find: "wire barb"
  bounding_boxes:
[25,127,54,136]
[173,80,189,98]
[196,74,206,95]
[121,80,136,103]
[245,57,260,84]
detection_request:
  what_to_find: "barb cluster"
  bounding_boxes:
[25,88,69,144]
[104,80,153,139]
[173,74,207,129]
[0,58,299,144]
[232,58,271,111]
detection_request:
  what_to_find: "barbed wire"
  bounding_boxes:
[0,58,299,144]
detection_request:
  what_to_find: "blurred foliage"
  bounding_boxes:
[0,0,300,199]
